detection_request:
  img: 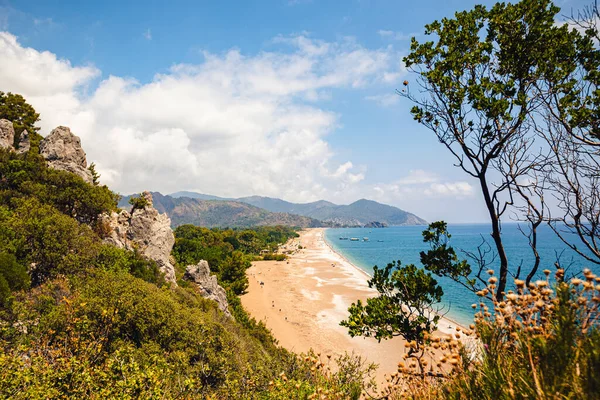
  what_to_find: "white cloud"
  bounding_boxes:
[377,29,417,41]
[397,169,438,185]
[424,182,474,198]
[143,28,152,40]
[0,31,404,203]
[370,170,475,202]
[365,93,399,107]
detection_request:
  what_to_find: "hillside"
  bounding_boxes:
[178,193,427,226]
[120,192,322,228]
[306,198,427,226]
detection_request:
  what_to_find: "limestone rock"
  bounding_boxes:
[0,119,15,150]
[40,126,93,183]
[16,130,30,154]
[101,192,177,283]
[184,260,232,318]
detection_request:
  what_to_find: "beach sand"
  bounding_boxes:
[240,228,465,383]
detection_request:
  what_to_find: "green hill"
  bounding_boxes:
[120,192,322,228]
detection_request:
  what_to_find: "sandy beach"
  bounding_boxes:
[241,228,465,383]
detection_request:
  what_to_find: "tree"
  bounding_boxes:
[0,92,40,145]
[341,261,443,375]
[0,252,29,307]
[401,0,593,299]
[128,194,150,212]
[219,251,250,295]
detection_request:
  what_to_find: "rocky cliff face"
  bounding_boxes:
[39,126,93,184]
[0,119,14,150]
[101,192,177,283]
[184,260,232,319]
[16,130,30,154]
[0,119,33,153]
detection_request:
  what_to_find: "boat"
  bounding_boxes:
[377,240,384,242]
[363,237,369,242]
[339,237,349,240]
[350,237,359,241]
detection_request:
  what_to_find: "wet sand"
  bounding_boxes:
[240,228,465,382]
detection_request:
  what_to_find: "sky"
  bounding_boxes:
[0,0,589,222]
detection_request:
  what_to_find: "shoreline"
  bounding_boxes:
[320,230,372,280]
[240,228,467,384]
[321,228,470,333]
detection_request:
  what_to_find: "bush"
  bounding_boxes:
[0,252,29,308]
[262,254,286,261]
[375,269,600,399]
[1,271,370,399]
[128,194,150,212]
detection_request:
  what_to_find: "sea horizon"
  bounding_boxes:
[324,224,600,326]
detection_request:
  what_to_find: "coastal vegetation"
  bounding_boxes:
[1,0,599,398]
[343,0,600,398]
[172,224,298,294]
[0,97,371,398]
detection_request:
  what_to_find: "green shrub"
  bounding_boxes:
[262,254,286,261]
[128,194,150,212]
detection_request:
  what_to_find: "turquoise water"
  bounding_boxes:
[324,224,599,326]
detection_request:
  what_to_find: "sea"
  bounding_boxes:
[324,224,600,326]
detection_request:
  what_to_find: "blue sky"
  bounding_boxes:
[0,0,589,222]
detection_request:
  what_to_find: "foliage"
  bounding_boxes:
[341,260,443,375]
[0,252,29,308]
[0,148,119,225]
[128,194,150,212]
[376,270,600,399]
[94,244,164,286]
[88,162,101,186]
[420,222,472,283]
[0,91,40,143]
[401,0,599,300]
[173,225,297,292]
[9,197,101,286]
[0,93,374,398]
[220,250,250,294]
[0,271,375,399]
[263,351,377,400]
[263,253,287,261]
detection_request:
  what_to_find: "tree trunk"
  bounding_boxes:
[479,174,509,301]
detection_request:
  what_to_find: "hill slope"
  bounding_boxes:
[237,196,426,226]
[119,192,321,228]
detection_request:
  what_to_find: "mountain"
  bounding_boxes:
[133,192,427,227]
[237,196,336,215]
[169,191,231,201]
[119,192,321,228]
[237,196,426,226]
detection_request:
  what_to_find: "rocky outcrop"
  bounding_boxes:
[17,130,30,154]
[364,221,388,228]
[0,119,15,150]
[39,126,93,183]
[101,192,177,283]
[184,260,232,318]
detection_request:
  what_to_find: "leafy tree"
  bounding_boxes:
[128,193,150,212]
[219,251,250,295]
[0,252,29,307]
[94,244,163,285]
[341,261,443,375]
[0,92,40,145]
[88,162,101,186]
[10,198,100,286]
[173,225,297,295]
[400,0,595,299]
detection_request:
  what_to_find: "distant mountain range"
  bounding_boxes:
[120,191,427,228]
[119,192,322,228]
